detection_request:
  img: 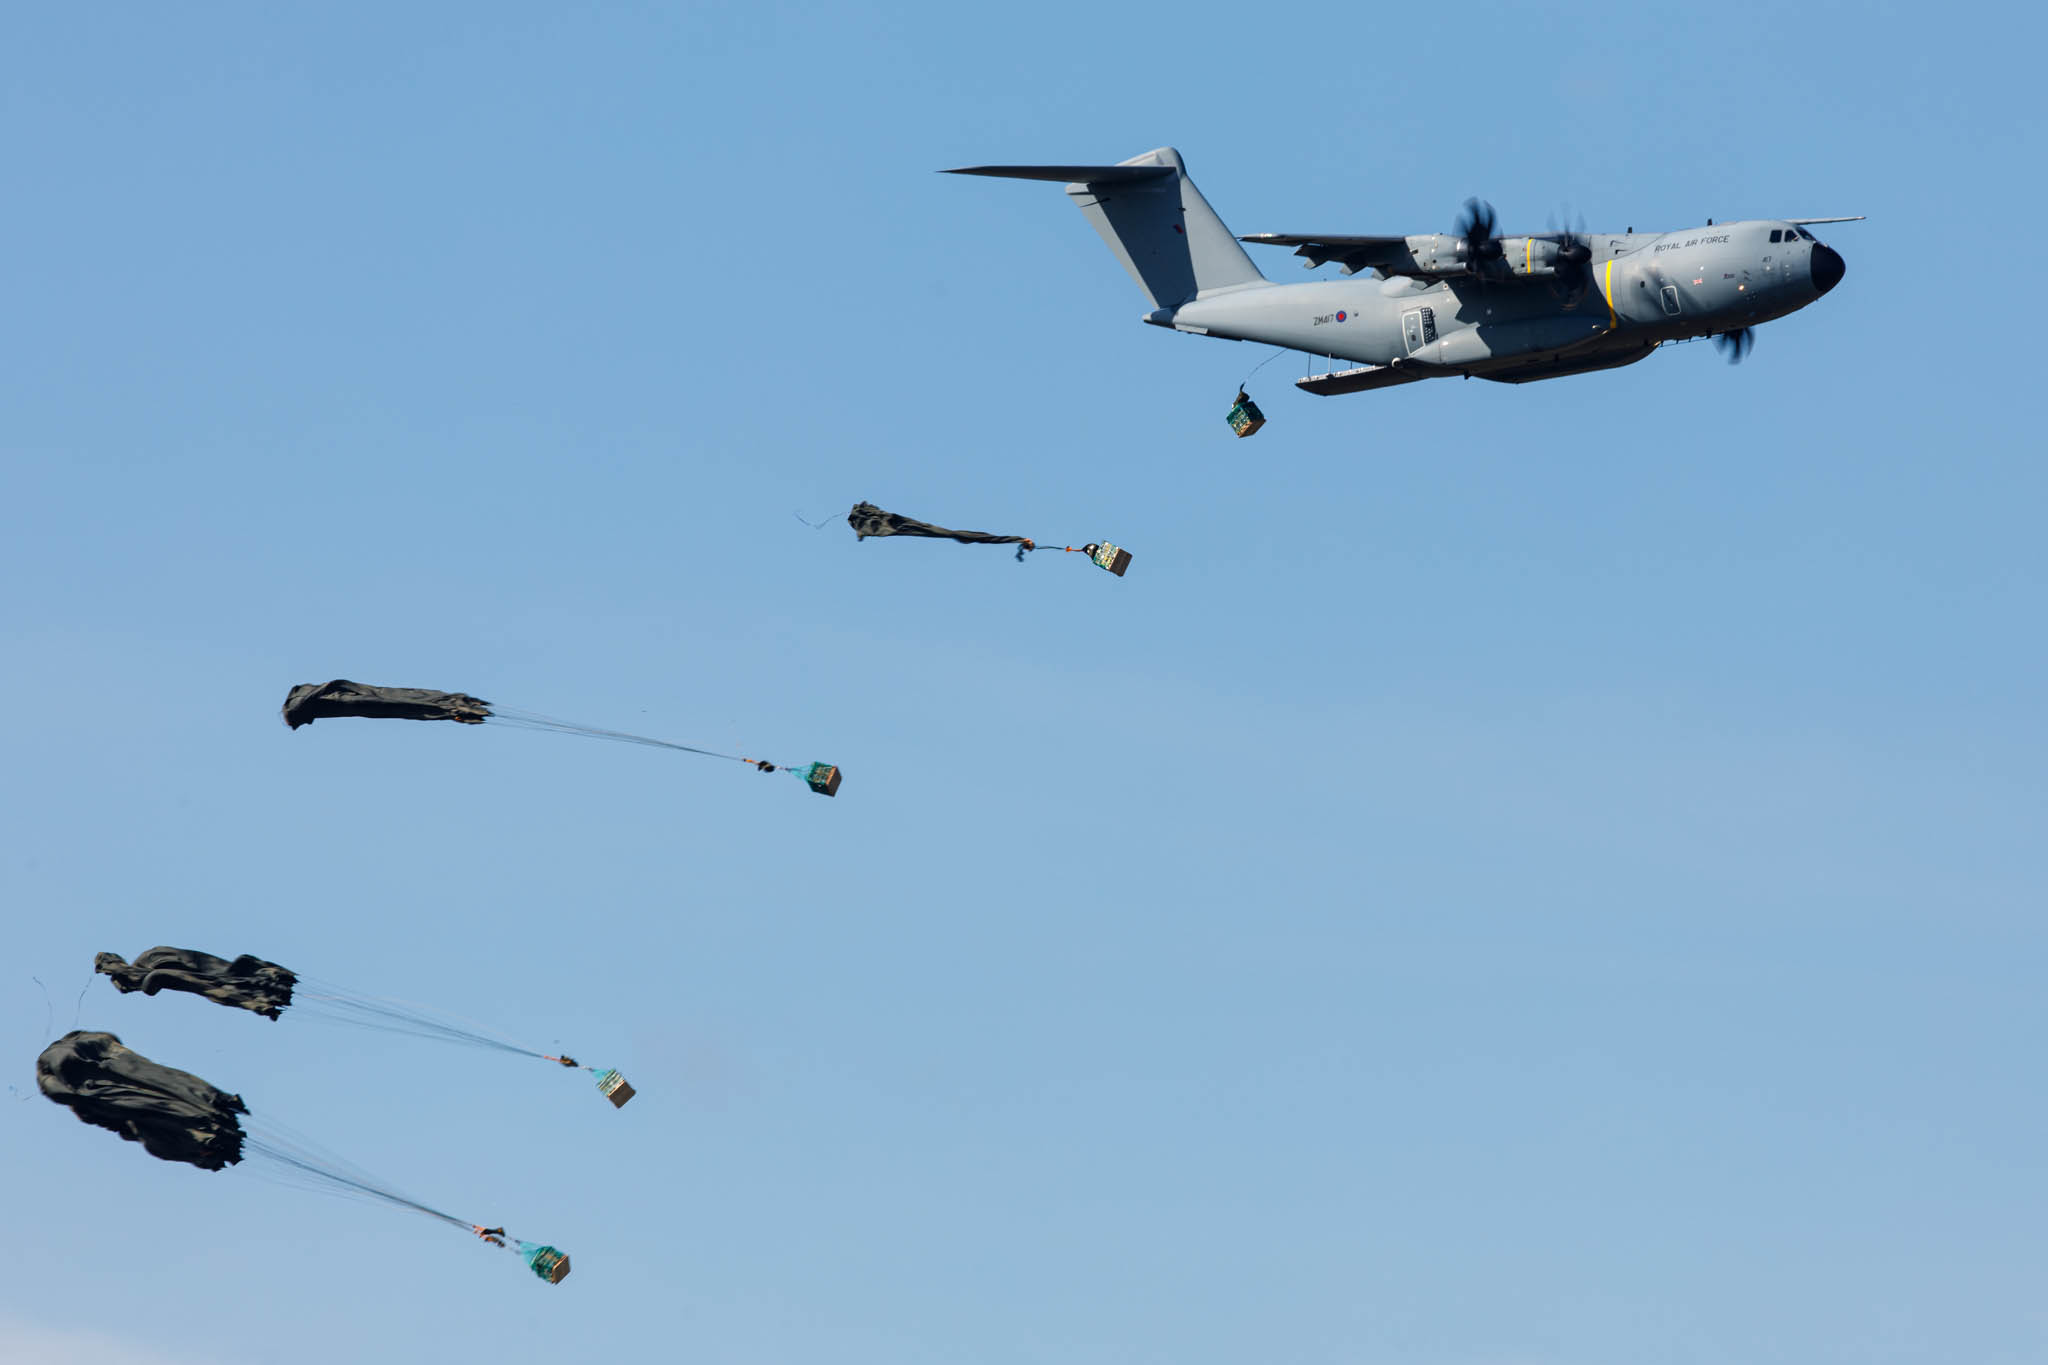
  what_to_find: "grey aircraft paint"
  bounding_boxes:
[948,147,1855,394]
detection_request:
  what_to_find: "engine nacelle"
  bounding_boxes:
[1395,234,1466,274]
[1332,234,1470,276]
[1499,236,1567,277]
[1347,234,1590,281]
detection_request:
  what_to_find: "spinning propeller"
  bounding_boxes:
[1456,198,1504,272]
[1713,327,1756,363]
[1457,200,1592,302]
[1546,212,1593,304]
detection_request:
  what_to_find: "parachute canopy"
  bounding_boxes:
[37,1030,247,1171]
[96,947,296,1021]
[282,680,490,729]
[848,501,1130,576]
[848,501,1034,550]
[38,1034,569,1279]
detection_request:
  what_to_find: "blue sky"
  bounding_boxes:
[4,4,2045,1362]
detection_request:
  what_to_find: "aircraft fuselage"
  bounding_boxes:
[1157,221,1845,383]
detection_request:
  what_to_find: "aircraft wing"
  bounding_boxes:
[1238,233,1413,276]
[1788,216,1865,225]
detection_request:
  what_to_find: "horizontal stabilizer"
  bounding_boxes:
[945,164,1174,184]
[1297,363,1433,396]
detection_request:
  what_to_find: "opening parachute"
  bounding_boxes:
[281,681,841,797]
[35,1032,569,1284]
[846,502,1132,577]
[94,948,635,1110]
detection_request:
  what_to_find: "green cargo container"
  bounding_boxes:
[1089,542,1132,577]
[594,1068,635,1108]
[1226,391,1266,438]
[523,1244,571,1285]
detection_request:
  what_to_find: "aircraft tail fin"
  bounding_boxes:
[947,147,1268,311]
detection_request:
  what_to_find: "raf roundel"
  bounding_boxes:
[1335,311,1347,322]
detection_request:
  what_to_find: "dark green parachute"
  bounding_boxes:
[95,947,295,1021]
[282,680,489,729]
[37,1031,570,1282]
[281,679,841,796]
[37,1030,247,1170]
[93,945,635,1108]
[847,501,1034,551]
[847,501,1131,576]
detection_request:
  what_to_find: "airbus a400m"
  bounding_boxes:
[949,146,1857,395]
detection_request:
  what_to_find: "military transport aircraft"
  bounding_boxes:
[948,147,1857,394]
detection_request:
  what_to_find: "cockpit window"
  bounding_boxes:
[1769,229,1783,242]
[1795,227,1815,241]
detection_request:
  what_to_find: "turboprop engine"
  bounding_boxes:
[1326,232,1594,282]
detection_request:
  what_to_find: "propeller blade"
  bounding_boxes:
[1455,197,1503,271]
[1545,212,1592,304]
[1712,327,1756,364]
[1455,197,1497,241]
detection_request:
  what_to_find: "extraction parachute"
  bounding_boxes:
[847,502,1131,577]
[93,946,635,1109]
[281,680,841,796]
[37,1031,569,1283]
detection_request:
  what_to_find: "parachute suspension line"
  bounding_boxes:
[243,1126,473,1233]
[25,969,92,1046]
[288,982,634,1096]
[18,976,60,1098]
[486,709,749,764]
[292,982,635,1104]
[489,707,841,797]
[1239,345,1286,390]
[294,987,545,1061]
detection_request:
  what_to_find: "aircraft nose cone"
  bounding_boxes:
[1812,243,1845,295]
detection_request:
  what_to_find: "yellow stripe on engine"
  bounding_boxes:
[1525,237,1532,275]
[1602,259,1617,329]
